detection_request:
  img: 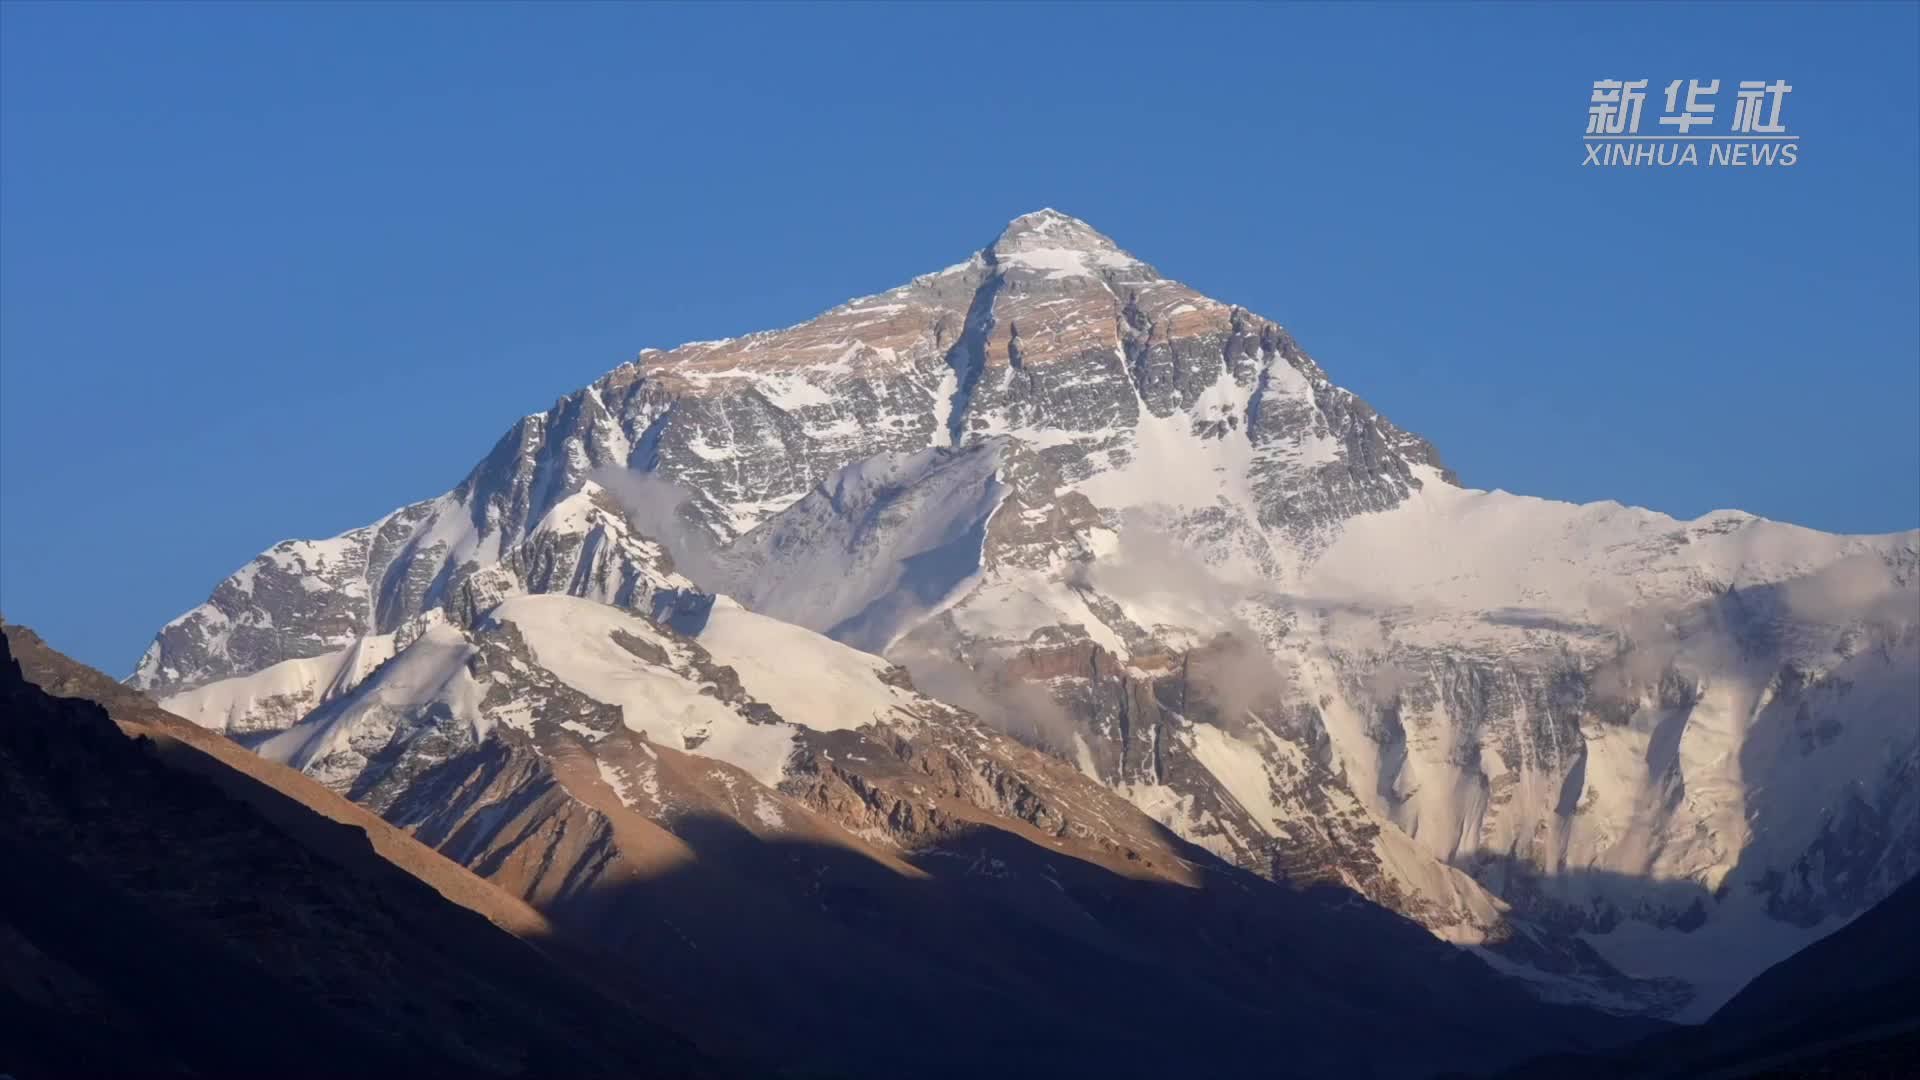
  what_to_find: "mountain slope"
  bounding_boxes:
[135,209,1920,1023]
[146,591,1651,1077]
[0,622,715,1079]
[1505,876,1920,1078]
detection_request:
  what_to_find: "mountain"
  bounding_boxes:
[132,586,1649,1077]
[0,621,716,1079]
[135,209,1919,1032]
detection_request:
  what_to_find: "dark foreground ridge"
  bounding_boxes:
[1501,876,1920,1079]
[0,623,719,1079]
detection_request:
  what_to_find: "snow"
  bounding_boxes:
[1186,721,1288,834]
[257,623,484,775]
[161,633,397,733]
[969,415,1109,451]
[805,416,862,441]
[1285,473,1919,904]
[751,371,837,411]
[1000,246,1105,279]
[929,368,960,449]
[488,594,797,786]
[1076,357,1262,516]
[1071,733,1101,781]
[751,793,786,830]
[399,492,495,581]
[1305,475,1892,623]
[948,571,1134,658]
[1117,780,1238,863]
[1581,893,1850,1021]
[559,718,609,742]
[531,483,608,536]
[723,440,1011,654]
[598,759,649,809]
[685,433,734,462]
[992,210,1145,280]
[691,597,920,732]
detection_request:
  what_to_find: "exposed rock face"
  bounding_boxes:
[136,210,1920,1026]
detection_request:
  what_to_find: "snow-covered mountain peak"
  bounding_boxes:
[994,207,1108,245]
[133,210,1918,1025]
[988,208,1150,279]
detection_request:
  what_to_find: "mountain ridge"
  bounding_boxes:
[132,210,1920,1027]
[0,620,720,1078]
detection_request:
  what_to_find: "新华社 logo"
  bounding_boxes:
[1584,80,1798,167]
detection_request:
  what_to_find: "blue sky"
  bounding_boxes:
[2,1,1916,674]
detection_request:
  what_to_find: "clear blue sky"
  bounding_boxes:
[3,2,1916,674]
